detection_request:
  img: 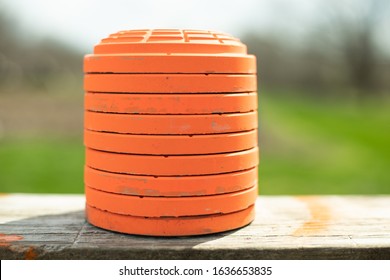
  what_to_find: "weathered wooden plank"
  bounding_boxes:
[0,194,389,259]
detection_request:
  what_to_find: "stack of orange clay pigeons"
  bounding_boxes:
[83,29,259,236]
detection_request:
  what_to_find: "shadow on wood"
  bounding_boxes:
[0,210,244,259]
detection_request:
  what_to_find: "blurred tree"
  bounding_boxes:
[0,9,82,94]
[243,35,344,94]
[243,0,390,96]
[319,0,390,94]
[0,11,22,89]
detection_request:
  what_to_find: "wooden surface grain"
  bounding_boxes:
[0,194,389,259]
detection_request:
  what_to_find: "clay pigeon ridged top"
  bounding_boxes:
[94,29,247,54]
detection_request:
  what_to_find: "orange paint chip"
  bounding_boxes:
[86,147,259,176]
[84,110,257,134]
[84,92,257,114]
[24,247,38,260]
[0,233,23,247]
[84,166,258,197]
[86,185,257,217]
[84,129,258,155]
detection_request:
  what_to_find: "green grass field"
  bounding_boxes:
[0,138,84,193]
[259,94,390,194]
[0,94,389,194]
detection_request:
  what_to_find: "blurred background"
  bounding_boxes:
[0,0,389,194]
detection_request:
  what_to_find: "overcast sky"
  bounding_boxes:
[1,0,389,55]
[1,0,322,52]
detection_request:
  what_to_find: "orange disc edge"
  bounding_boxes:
[86,203,255,236]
